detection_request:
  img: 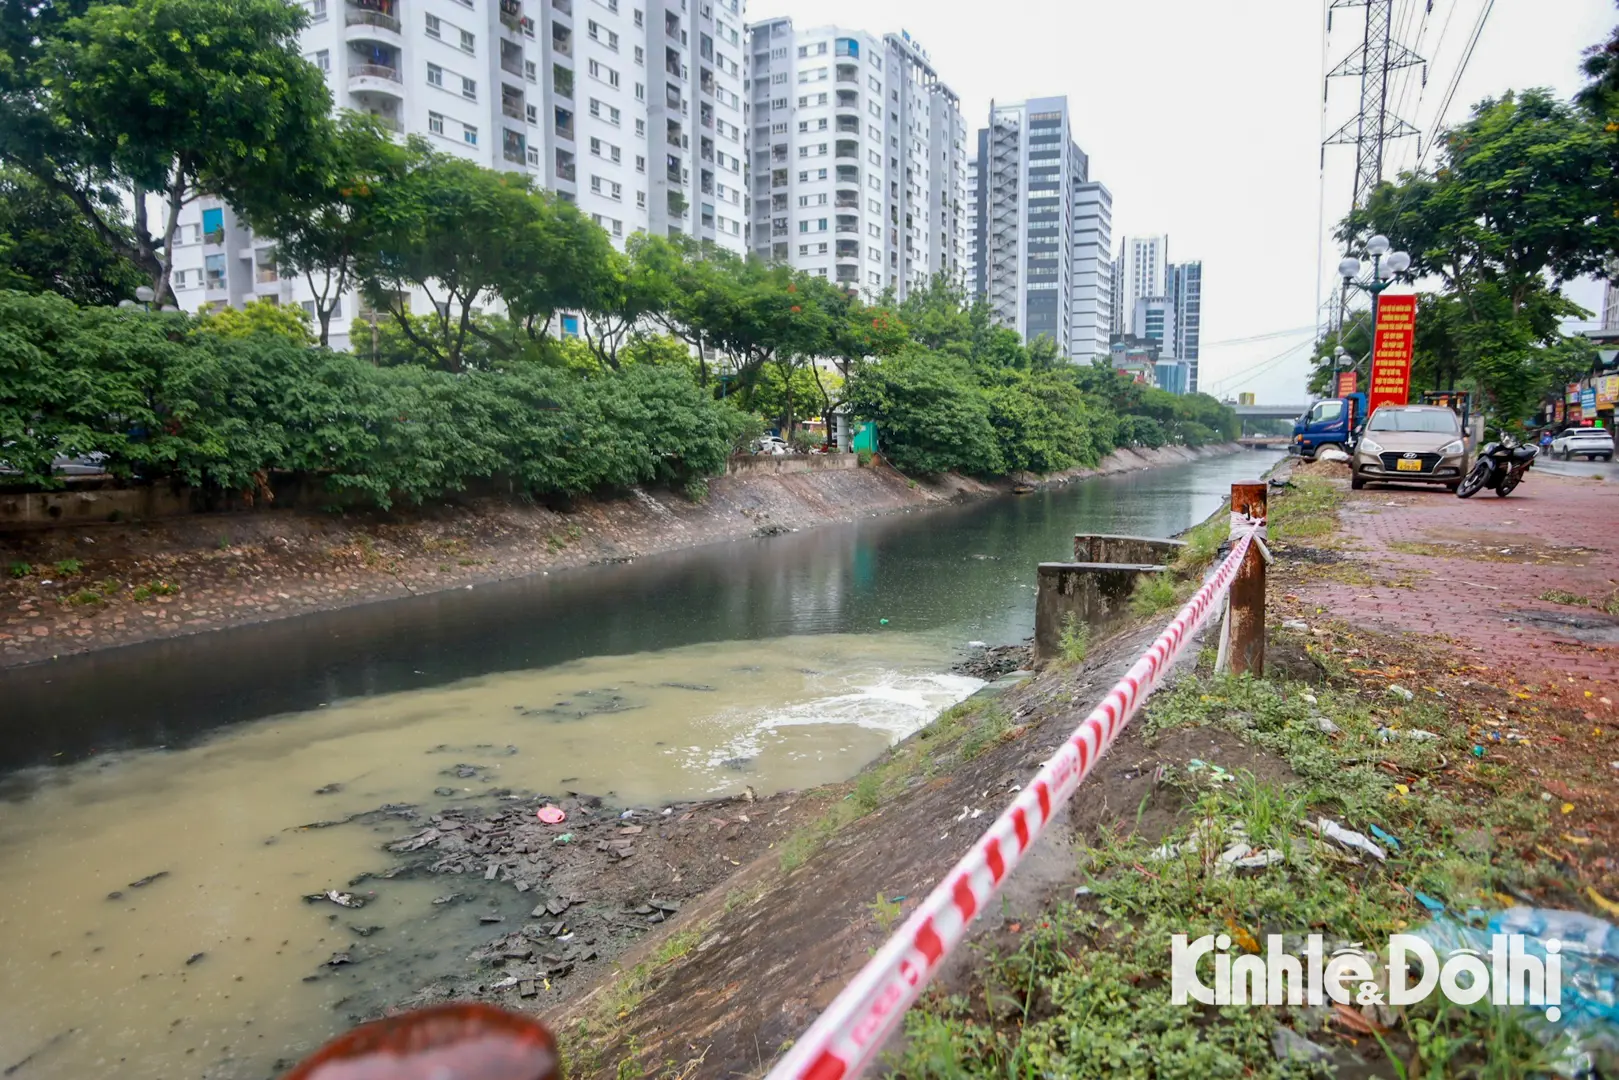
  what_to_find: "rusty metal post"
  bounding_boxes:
[1228,482,1268,677]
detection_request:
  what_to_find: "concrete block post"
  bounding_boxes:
[1228,482,1268,677]
[1034,562,1166,663]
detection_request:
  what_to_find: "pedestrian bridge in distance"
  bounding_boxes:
[1229,403,1311,421]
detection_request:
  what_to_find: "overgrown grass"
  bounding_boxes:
[1057,613,1091,666]
[1129,573,1184,618]
[1172,515,1229,576]
[890,670,1560,1079]
[1268,477,1342,543]
[569,926,707,1080]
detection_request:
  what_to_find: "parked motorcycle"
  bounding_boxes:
[1456,433,1537,499]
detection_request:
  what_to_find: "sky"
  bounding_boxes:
[747,0,1616,403]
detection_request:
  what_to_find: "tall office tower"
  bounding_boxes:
[744,19,968,299]
[1115,234,1168,336]
[168,0,749,349]
[1109,252,1125,335]
[1168,259,1203,392]
[973,96,1110,361]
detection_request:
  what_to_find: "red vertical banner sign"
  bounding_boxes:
[1367,292,1418,414]
[1335,371,1358,397]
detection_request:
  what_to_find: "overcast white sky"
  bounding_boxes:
[748,0,1616,403]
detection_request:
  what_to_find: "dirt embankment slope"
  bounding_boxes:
[0,444,1239,667]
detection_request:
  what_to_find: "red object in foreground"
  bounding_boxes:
[283,1004,561,1080]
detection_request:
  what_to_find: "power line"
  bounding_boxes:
[1202,325,1320,348]
[1388,0,1437,174]
[1416,0,1495,170]
[1205,338,1318,395]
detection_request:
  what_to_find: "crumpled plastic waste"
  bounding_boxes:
[1409,907,1619,1077]
[1303,817,1387,861]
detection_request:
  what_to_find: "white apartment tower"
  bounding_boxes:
[745,19,969,299]
[167,0,749,350]
[972,96,1112,362]
[1115,234,1168,337]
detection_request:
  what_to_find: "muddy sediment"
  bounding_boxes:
[0,445,1242,668]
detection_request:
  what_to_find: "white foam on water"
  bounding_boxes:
[700,669,984,773]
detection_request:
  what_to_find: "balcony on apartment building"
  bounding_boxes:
[551,24,572,56]
[771,168,788,188]
[835,165,859,185]
[502,86,525,120]
[554,106,574,141]
[501,39,525,76]
[664,10,681,42]
[771,193,788,212]
[666,119,684,148]
[345,0,400,43]
[835,64,858,84]
[836,90,858,109]
[835,240,859,260]
[834,140,859,160]
[665,154,683,183]
[835,215,858,234]
[556,149,576,182]
[835,116,859,134]
[700,103,714,129]
[834,190,859,209]
[502,129,526,164]
[348,41,402,94]
[665,48,684,79]
[499,0,522,31]
[551,0,571,13]
[554,64,574,99]
[699,68,714,96]
[699,137,714,163]
[835,265,858,284]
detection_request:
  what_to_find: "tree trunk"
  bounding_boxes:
[155,164,188,306]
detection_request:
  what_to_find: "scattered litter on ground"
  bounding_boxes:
[1303,817,1387,861]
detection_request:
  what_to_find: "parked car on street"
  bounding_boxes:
[1350,404,1469,491]
[751,435,791,456]
[1550,426,1614,461]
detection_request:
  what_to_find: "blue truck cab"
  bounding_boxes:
[1292,392,1368,460]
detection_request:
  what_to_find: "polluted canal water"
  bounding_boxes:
[0,450,1277,1079]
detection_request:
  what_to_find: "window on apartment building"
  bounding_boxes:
[634,45,644,65]
[590,175,603,194]
[314,49,330,72]
[460,29,475,52]
[429,111,445,135]
[610,181,622,200]
[525,59,537,81]
[425,13,441,37]
[637,190,646,207]
[310,0,327,20]
[427,63,444,87]
[590,136,604,156]
[463,124,478,145]
[635,154,646,172]
[817,242,828,254]
[771,96,788,110]
[635,81,643,100]
[772,72,787,85]
[522,15,535,37]
[634,118,645,136]
[588,20,602,40]
[462,76,477,99]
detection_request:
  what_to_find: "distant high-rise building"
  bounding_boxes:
[966,155,980,292]
[1168,259,1203,392]
[1115,235,1168,337]
[971,95,1111,361]
[745,19,969,300]
[1133,295,1175,353]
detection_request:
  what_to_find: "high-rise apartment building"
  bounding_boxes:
[1168,259,1203,392]
[965,155,980,292]
[1114,234,1168,337]
[744,19,969,299]
[168,0,749,349]
[971,95,1111,361]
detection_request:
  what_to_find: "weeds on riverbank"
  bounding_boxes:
[1269,478,1341,543]
[891,665,1565,1079]
[1057,614,1091,666]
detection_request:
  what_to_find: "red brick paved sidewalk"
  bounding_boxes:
[1289,470,1619,705]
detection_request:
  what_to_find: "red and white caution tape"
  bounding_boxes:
[766,520,1265,1080]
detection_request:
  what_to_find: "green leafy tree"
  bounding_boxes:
[250,113,413,347]
[1349,89,1618,421]
[356,146,546,371]
[844,348,1002,475]
[7,0,334,303]
[195,297,312,344]
[0,168,145,305]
